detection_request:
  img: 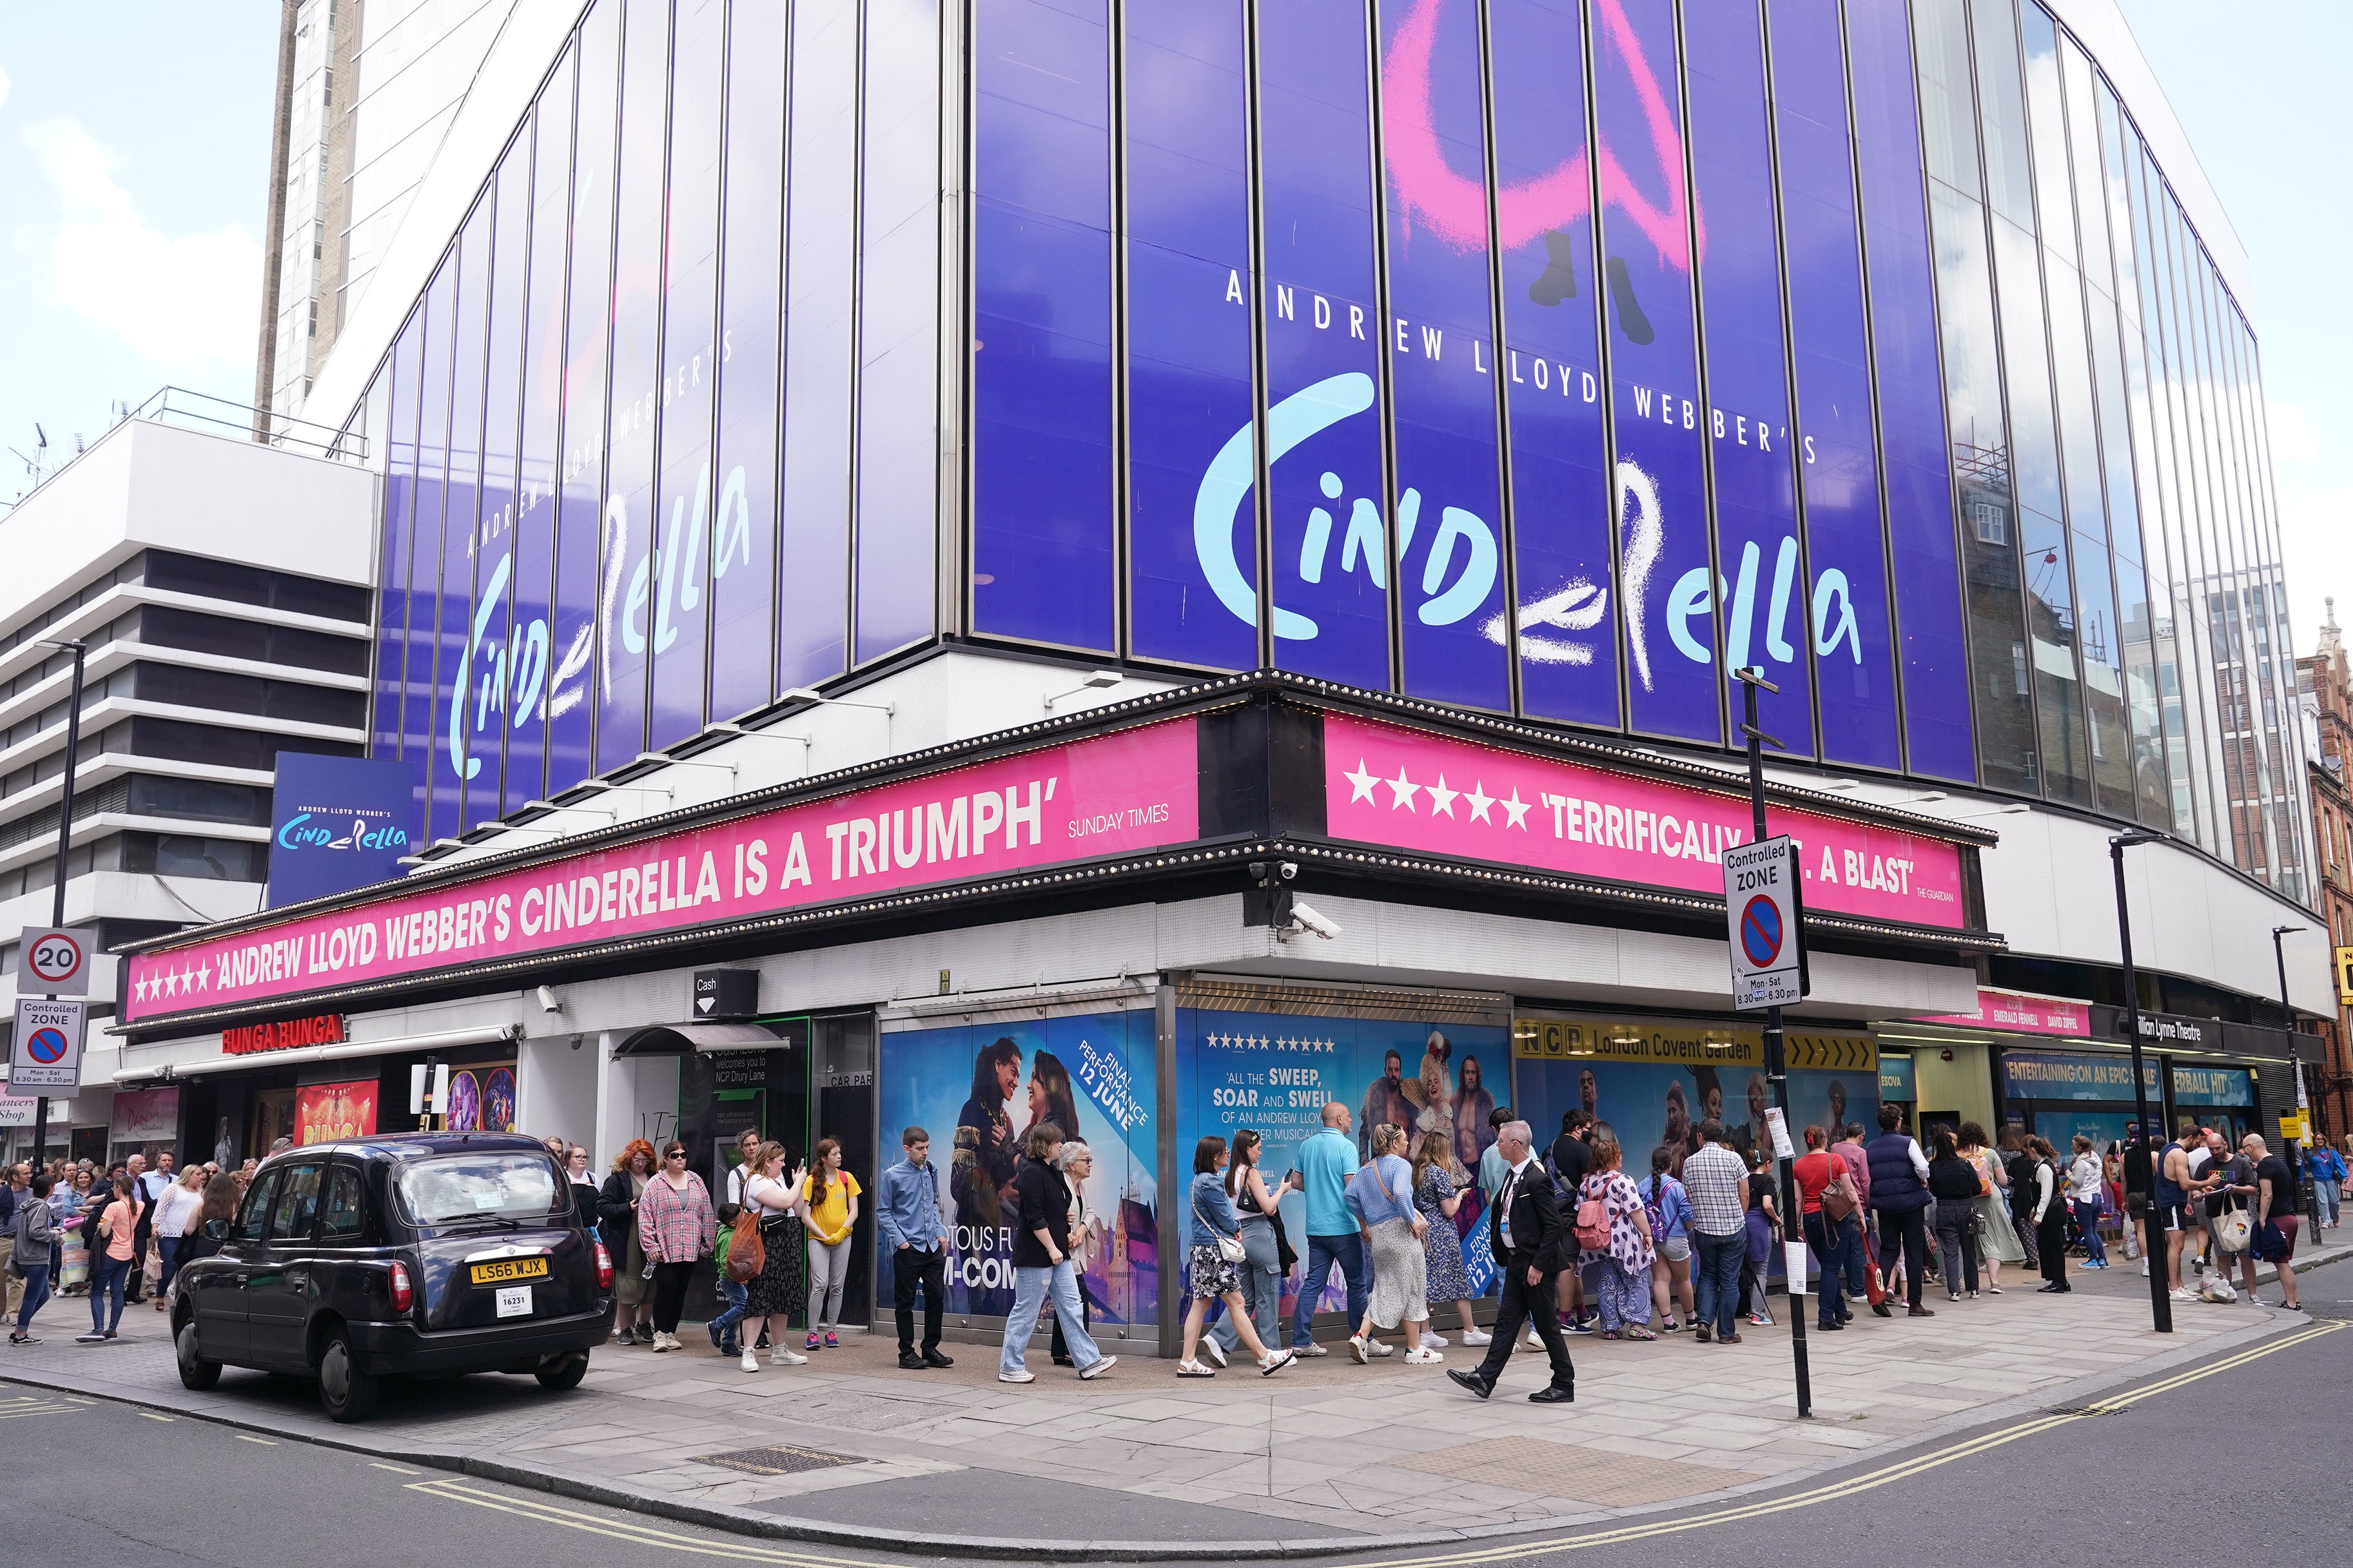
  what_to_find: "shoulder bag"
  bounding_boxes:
[1195,1183,1247,1264]
[1821,1160,1859,1222]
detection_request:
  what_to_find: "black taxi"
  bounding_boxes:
[172,1133,614,1422]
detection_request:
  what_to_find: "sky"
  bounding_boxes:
[0,2,280,506]
[2116,1,2353,661]
[0,1,2343,655]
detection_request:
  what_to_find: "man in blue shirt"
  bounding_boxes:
[878,1126,955,1371]
[1292,1102,1371,1354]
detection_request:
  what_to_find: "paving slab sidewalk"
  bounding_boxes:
[1,1244,2336,1560]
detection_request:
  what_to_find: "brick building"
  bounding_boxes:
[2297,601,2353,1137]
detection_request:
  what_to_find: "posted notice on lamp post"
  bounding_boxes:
[1725,835,1804,1011]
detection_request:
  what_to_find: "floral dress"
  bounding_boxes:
[1416,1165,1471,1304]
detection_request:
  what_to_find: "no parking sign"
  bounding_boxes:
[1724,835,1806,1011]
[8,998,86,1090]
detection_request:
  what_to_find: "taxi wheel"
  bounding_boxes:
[535,1351,589,1392]
[316,1326,380,1423]
[175,1321,220,1391]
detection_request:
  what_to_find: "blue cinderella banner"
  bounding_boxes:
[266,753,418,908]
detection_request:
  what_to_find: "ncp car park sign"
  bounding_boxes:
[1724,835,1805,1011]
[17,925,97,996]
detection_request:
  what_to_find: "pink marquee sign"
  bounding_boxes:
[124,720,1200,1024]
[1322,714,1968,929]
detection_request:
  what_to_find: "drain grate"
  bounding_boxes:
[2043,1404,2120,1418]
[698,1443,865,1476]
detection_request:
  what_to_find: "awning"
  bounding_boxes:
[615,1021,787,1055]
[112,1023,522,1084]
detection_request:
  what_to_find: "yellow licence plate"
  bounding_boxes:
[469,1257,549,1286]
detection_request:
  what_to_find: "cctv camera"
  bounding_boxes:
[1247,861,1267,882]
[536,985,563,1014]
[1279,862,1297,881]
[1289,901,1342,941]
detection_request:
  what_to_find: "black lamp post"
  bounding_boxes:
[2270,925,2325,1240]
[24,639,86,1168]
[2110,829,2171,1333]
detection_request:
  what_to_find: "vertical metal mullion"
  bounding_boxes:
[1111,0,1136,662]
[1758,0,1826,762]
[843,0,868,671]
[1473,0,1521,718]
[1361,0,1405,695]
[496,112,537,817]
[770,0,796,704]
[1668,0,1729,750]
[641,0,677,740]
[699,0,734,730]
[540,37,581,805]
[1579,0,1628,735]
[957,0,978,646]
[1243,0,1276,672]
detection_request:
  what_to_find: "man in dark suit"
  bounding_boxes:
[1449,1119,1576,1403]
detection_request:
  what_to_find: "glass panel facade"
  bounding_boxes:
[343,0,2309,899]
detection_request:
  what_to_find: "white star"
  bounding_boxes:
[162,969,178,998]
[195,967,210,991]
[133,976,150,1002]
[1501,788,1532,829]
[1426,774,1460,817]
[1465,780,1496,823]
[1343,758,1380,804]
[1385,766,1421,811]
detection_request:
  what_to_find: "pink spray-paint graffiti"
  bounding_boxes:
[1379,0,1699,280]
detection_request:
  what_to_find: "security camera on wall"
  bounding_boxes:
[536,985,563,1015]
[1287,901,1342,941]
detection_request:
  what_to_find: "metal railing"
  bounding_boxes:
[4,385,364,515]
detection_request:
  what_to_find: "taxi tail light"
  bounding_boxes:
[388,1261,413,1315]
[593,1240,614,1291]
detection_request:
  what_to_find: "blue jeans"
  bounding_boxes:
[1692,1230,1744,1339]
[2314,1178,2339,1228]
[1209,1221,1280,1355]
[14,1264,50,1334]
[1805,1212,1854,1326]
[1001,1261,1099,1376]
[156,1236,186,1295]
[2071,1200,2107,1264]
[90,1255,128,1335]
[1291,1232,1369,1348]
[709,1277,747,1353]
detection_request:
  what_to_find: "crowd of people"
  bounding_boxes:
[5,1105,2336,1386]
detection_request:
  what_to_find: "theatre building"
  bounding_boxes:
[102,0,2330,1350]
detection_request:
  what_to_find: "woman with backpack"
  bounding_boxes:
[1576,1136,1655,1340]
[1643,1148,1694,1331]
[1927,1126,1984,1300]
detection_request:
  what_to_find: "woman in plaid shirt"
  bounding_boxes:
[640,1140,718,1352]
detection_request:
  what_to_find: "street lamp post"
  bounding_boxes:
[2110,829,2171,1333]
[26,639,87,1168]
[2270,925,2325,1241]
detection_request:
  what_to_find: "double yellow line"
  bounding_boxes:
[402,1321,2342,1568]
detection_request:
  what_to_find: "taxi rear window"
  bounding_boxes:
[395,1154,564,1225]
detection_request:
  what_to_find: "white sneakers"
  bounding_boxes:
[773,1346,809,1365]
[1461,1328,1492,1346]
[1200,1339,1228,1368]
[1403,1346,1444,1366]
[1421,1332,1449,1348]
[741,1347,760,1372]
[1000,1368,1037,1383]
[649,1331,682,1353]
[1348,1333,1371,1364]
[1079,1355,1117,1380]
[1369,1339,1394,1357]
[1296,1342,1330,1357]
[1525,1329,1545,1350]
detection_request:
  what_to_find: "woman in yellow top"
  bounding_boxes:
[802,1138,862,1351]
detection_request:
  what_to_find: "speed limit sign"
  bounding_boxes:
[16,925,97,996]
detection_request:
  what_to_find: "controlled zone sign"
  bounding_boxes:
[1724,835,1805,1011]
[17,925,97,996]
[8,997,86,1090]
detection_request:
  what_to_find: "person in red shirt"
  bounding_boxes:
[1793,1125,1860,1330]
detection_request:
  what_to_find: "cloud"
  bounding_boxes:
[21,115,260,373]
[2277,481,2353,652]
[2267,397,2319,467]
